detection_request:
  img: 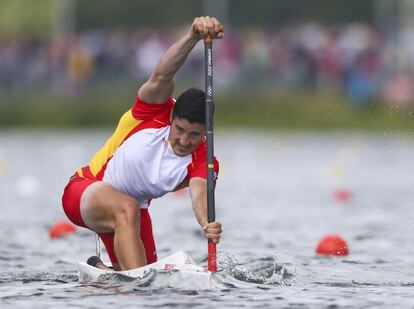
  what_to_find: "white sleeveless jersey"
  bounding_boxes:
[77,96,219,209]
[103,126,192,208]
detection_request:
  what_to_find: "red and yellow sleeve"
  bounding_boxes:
[81,96,174,179]
[131,96,175,121]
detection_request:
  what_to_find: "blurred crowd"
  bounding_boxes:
[1,22,414,107]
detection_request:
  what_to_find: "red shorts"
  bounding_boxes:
[62,173,157,265]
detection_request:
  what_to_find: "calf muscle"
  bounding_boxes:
[80,182,147,270]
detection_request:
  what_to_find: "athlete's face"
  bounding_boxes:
[169,117,205,157]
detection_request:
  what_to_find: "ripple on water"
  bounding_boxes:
[0,271,78,285]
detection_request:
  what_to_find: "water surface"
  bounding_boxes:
[0,129,413,308]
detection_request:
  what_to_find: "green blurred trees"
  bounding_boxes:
[0,0,381,38]
[75,0,377,30]
[228,0,377,26]
[76,0,202,30]
[0,0,53,38]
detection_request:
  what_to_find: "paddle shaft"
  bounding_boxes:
[204,34,217,272]
[95,233,101,258]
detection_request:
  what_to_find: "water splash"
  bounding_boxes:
[217,252,296,286]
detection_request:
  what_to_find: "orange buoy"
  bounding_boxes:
[49,220,77,239]
[333,188,351,203]
[316,234,349,256]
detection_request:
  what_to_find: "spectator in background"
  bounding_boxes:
[1,21,413,108]
[67,44,94,91]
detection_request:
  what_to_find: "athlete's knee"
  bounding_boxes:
[114,197,140,227]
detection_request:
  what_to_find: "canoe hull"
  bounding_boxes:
[78,251,222,290]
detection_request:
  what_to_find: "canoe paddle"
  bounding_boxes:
[203,33,217,272]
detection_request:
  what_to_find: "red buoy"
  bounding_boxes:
[316,234,349,256]
[333,188,351,203]
[49,220,77,239]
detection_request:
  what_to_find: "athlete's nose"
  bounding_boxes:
[180,134,190,146]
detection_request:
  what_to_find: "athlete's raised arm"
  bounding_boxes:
[138,16,224,104]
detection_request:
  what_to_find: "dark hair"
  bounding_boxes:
[172,88,205,125]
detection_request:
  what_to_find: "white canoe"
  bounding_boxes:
[78,251,224,290]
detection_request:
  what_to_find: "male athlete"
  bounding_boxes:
[62,17,223,271]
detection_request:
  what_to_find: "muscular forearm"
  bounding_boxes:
[153,16,223,82]
[138,17,223,103]
[191,187,208,227]
[190,177,222,243]
[138,30,199,102]
[152,31,199,82]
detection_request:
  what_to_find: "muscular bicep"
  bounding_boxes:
[137,73,175,104]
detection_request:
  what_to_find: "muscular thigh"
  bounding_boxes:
[80,181,137,233]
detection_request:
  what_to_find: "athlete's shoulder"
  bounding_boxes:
[131,96,175,121]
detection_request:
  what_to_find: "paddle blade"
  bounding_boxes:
[208,242,217,272]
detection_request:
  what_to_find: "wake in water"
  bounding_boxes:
[217,252,296,286]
